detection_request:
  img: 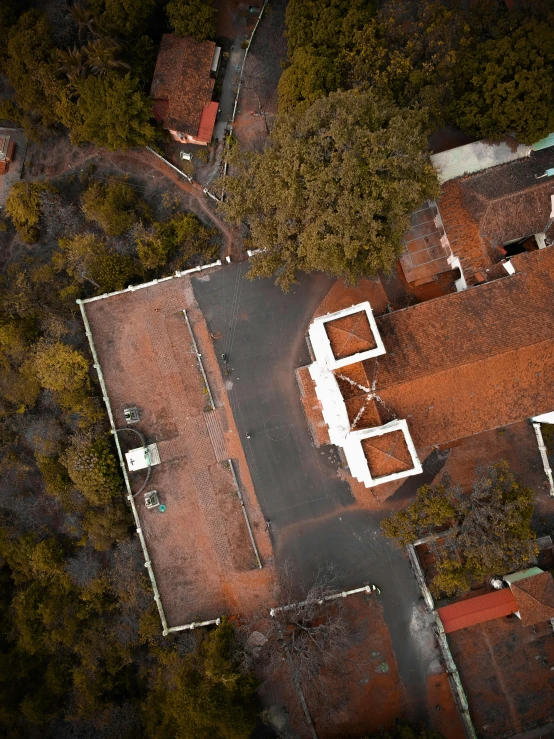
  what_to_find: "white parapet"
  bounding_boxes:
[308,302,386,370]
[342,419,422,487]
[308,361,351,446]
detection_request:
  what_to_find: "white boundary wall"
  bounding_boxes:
[77,282,224,635]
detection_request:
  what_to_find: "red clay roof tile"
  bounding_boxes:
[150,35,216,136]
[438,588,517,633]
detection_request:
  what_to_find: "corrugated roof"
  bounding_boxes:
[510,572,554,626]
[150,35,215,136]
[438,589,517,634]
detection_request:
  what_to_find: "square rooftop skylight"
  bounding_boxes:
[342,419,422,487]
[308,302,385,370]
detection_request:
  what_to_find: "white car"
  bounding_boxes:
[179,151,193,161]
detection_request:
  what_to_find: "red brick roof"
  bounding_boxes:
[150,35,216,136]
[438,149,554,280]
[438,589,517,633]
[511,572,554,626]
[358,247,554,449]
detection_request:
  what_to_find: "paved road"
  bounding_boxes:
[193,263,442,717]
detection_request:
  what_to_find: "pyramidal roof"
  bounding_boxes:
[511,572,554,626]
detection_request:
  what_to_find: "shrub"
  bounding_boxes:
[82,177,150,237]
[5,182,52,243]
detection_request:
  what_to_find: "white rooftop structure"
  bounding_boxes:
[308,302,385,370]
[307,302,422,488]
[125,443,161,472]
[431,139,532,184]
[343,419,422,487]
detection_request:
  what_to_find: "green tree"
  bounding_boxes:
[71,72,156,150]
[277,47,342,111]
[380,481,456,546]
[223,89,438,289]
[448,16,554,143]
[81,504,130,550]
[278,0,375,112]
[55,232,136,291]
[103,0,157,36]
[82,176,150,236]
[62,434,122,507]
[429,559,472,598]
[5,182,51,243]
[2,10,66,129]
[382,462,538,596]
[143,620,258,739]
[32,340,89,395]
[166,0,217,42]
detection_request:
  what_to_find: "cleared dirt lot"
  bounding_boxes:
[255,592,464,739]
[83,271,274,627]
[448,617,554,738]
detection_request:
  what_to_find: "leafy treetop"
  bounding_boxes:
[381,461,538,597]
[223,89,439,290]
[166,0,217,42]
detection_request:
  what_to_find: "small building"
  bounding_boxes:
[0,135,16,176]
[400,146,554,287]
[438,569,554,634]
[150,35,221,146]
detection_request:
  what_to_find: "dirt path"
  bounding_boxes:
[25,137,239,258]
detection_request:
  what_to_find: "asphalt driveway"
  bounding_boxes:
[193,262,443,717]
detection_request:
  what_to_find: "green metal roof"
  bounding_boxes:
[532,132,554,151]
[504,567,543,585]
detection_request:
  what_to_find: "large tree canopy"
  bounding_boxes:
[448,16,554,143]
[71,72,156,149]
[381,461,538,597]
[223,89,439,289]
[166,0,216,42]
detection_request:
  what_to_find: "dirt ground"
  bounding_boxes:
[256,593,408,739]
[83,271,275,628]
[255,591,465,739]
[448,617,554,739]
[233,0,288,151]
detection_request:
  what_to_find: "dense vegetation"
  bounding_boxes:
[224,0,554,288]
[0,0,216,147]
[0,164,239,736]
[381,462,538,597]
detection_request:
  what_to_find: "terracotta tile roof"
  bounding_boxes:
[510,572,554,626]
[150,35,216,136]
[438,149,554,280]
[361,430,413,477]
[438,589,517,633]
[296,366,330,446]
[359,247,554,449]
[197,101,219,144]
[325,312,377,359]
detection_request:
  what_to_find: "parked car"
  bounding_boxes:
[179,151,193,161]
